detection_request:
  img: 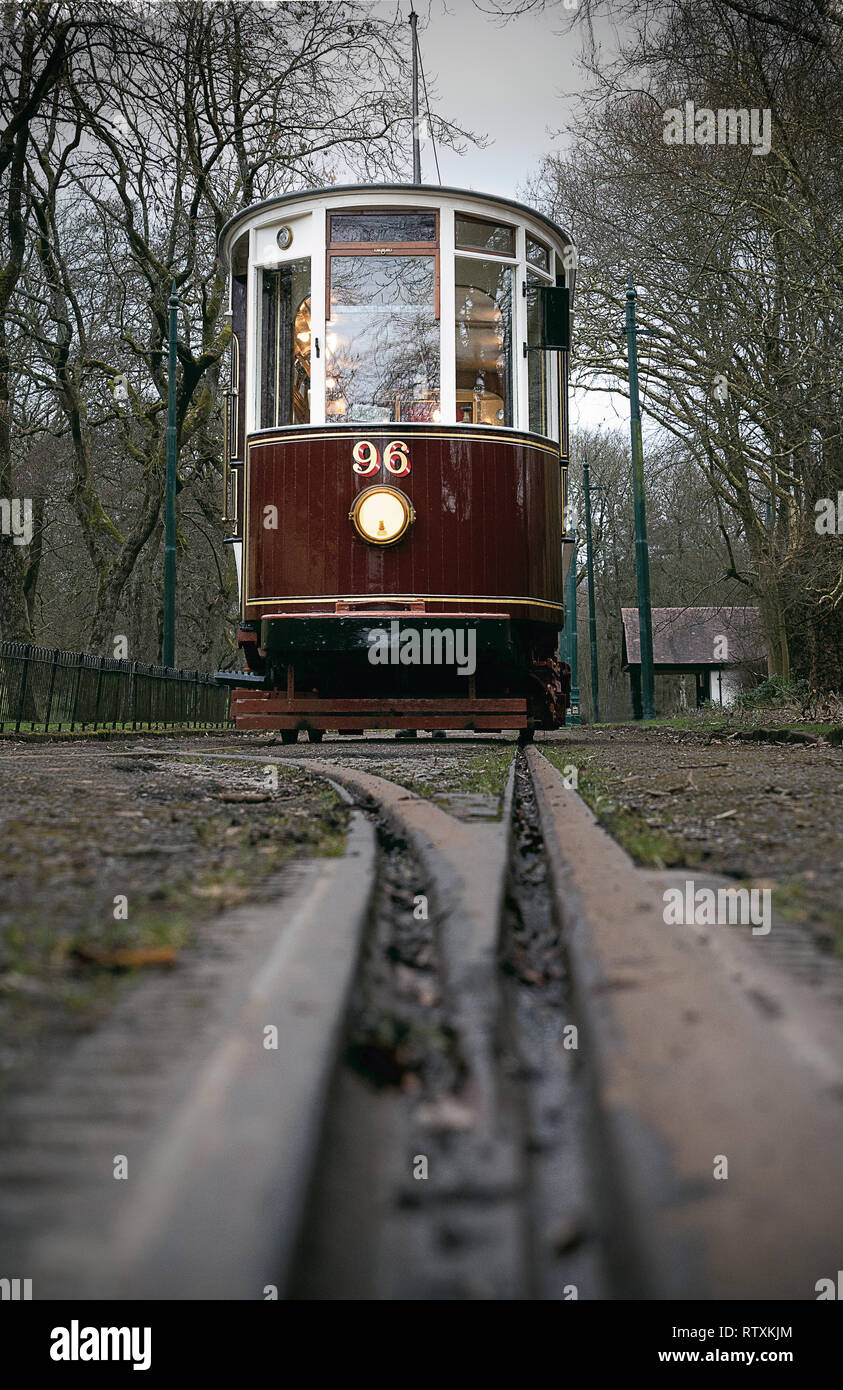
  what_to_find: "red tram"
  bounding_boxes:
[217,186,576,741]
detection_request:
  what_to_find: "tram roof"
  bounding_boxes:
[218,182,576,268]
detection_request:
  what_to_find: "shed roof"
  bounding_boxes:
[621,607,766,668]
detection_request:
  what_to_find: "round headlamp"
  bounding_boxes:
[349,485,414,546]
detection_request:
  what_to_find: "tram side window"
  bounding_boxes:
[455,215,515,257]
[260,259,311,429]
[326,255,440,423]
[527,274,548,437]
[454,257,513,427]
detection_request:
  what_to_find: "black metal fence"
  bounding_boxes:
[0,642,232,733]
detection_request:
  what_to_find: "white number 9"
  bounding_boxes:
[352,440,380,475]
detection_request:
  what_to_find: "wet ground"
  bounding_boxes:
[543,726,843,956]
[1,724,840,1100]
[0,725,841,1303]
[0,737,347,1089]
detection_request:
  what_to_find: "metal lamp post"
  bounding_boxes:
[583,457,599,724]
[625,275,655,719]
[162,283,178,669]
[565,528,581,725]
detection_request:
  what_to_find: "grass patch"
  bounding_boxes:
[401,747,514,804]
[0,759,348,1091]
[772,877,843,958]
[540,746,691,870]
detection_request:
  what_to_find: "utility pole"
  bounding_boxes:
[162,283,178,669]
[410,10,421,184]
[583,458,599,724]
[565,529,581,725]
[625,275,655,719]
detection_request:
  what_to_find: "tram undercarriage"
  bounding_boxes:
[223,616,567,738]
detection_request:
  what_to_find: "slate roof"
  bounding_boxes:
[621,607,766,668]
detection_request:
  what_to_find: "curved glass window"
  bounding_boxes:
[454,257,513,426]
[260,259,310,427]
[326,255,440,423]
[329,211,436,244]
[527,273,548,436]
[455,214,515,257]
[526,234,550,273]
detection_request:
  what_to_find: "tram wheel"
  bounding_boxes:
[517,725,535,746]
[307,729,324,742]
[280,729,298,745]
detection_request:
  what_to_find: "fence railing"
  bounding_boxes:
[0,642,232,733]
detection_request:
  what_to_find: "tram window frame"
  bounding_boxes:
[325,212,441,424]
[454,212,517,259]
[229,231,249,460]
[526,234,551,274]
[259,257,312,430]
[454,255,515,429]
[326,208,441,319]
[526,270,552,438]
[328,210,437,247]
[451,211,521,430]
[523,236,562,444]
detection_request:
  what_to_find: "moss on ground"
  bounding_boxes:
[398,747,514,804]
[540,746,689,869]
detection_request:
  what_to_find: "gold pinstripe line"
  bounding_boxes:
[245,594,564,611]
[243,434,567,614]
[247,429,564,459]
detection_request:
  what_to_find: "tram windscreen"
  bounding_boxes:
[454,257,513,427]
[325,255,440,423]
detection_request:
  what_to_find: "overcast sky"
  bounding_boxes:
[416,0,583,197]
[405,0,627,434]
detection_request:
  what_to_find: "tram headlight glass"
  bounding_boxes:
[349,486,414,545]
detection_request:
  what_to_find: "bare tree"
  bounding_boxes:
[10,1,473,657]
[529,0,843,686]
[0,2,76,638]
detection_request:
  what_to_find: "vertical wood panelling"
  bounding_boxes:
[246,428,563,621]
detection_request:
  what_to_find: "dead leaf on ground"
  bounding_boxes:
[72,943,179,969]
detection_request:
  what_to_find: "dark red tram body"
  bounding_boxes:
[218,186,576,739]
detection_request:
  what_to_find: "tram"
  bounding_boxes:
[217,184,576,740]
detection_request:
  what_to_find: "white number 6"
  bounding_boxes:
[383,440,411,476]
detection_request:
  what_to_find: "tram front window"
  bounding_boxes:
[325,255,440,423]
[455,257,513,427]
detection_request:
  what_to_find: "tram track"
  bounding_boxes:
[1,737,842,1299]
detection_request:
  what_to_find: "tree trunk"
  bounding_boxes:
[0,319,30,639]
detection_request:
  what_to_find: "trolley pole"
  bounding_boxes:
[410,10,421,184]
[625,275,655,720]
[583,458,599,724]
[162,283,178,669]
[565,529,581,725]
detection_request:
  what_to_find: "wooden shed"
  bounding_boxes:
[621,607,767,718]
